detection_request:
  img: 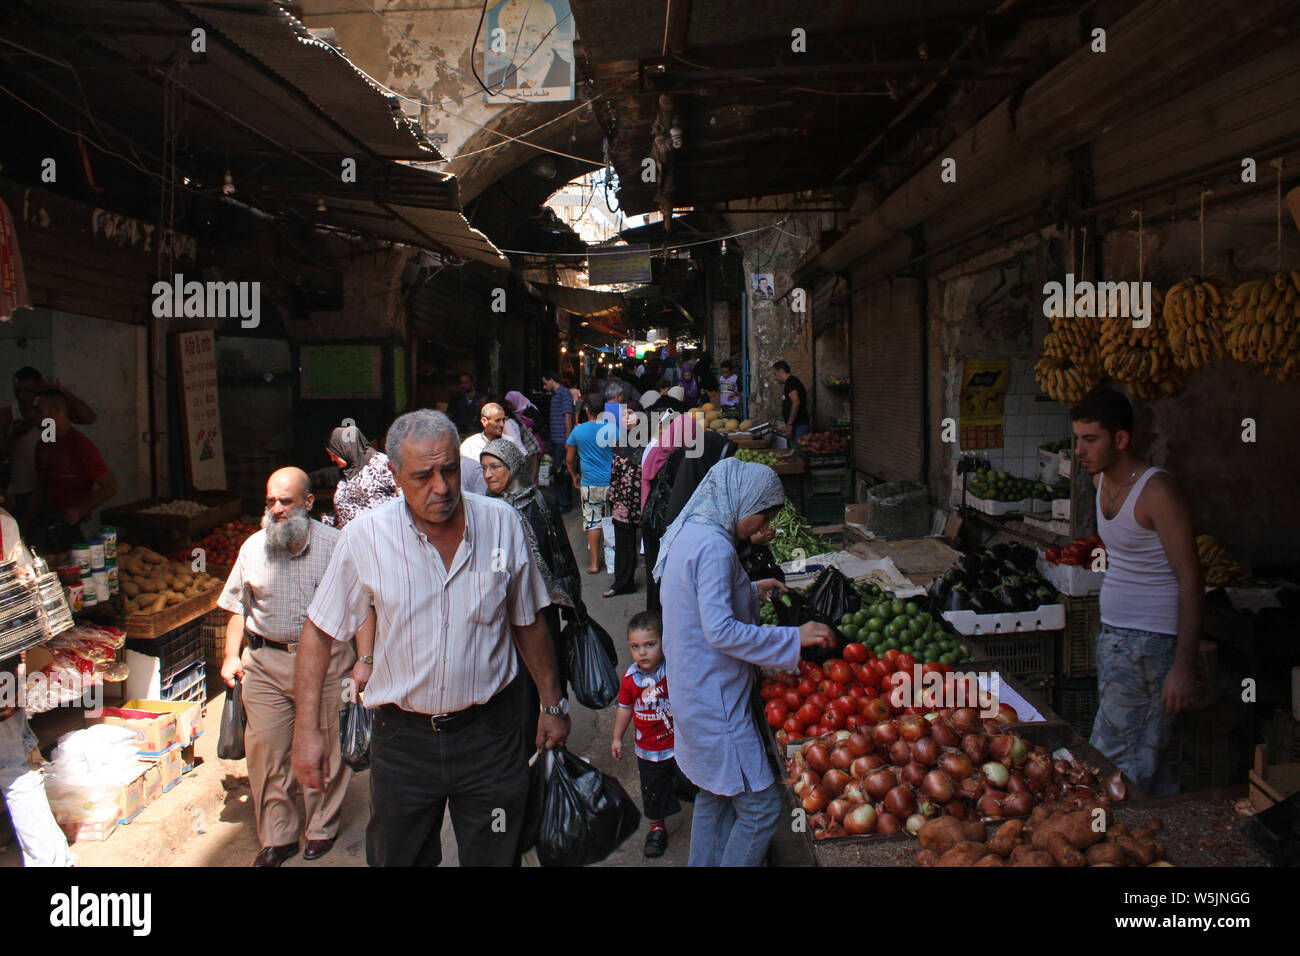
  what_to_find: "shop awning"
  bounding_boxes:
[527,281,627,320]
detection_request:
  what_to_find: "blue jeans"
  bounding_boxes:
[688,782,781,867]
[1089,623,1179,796]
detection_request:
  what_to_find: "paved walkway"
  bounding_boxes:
[0,507,693,867]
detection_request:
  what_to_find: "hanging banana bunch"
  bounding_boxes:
[1224,271,1300,384]
[1099,287,1183,400]
[1035,312,1102,404]
[1162,274,1233,371]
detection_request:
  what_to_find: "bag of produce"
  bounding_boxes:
[339,698,372,772]
[564,614,620,710]
[804,567,861,624]
[738,541,785,583]
[217,678,247,760]
[534,746,641,867]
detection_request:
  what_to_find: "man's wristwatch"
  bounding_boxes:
[540,699,569,717]
[358,655,374,665]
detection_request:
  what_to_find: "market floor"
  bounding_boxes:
[0,508,693,868]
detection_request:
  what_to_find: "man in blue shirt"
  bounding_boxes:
[542,371,574,512]
[566,394,615,574]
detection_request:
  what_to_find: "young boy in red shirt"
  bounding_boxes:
[611,611,696,857]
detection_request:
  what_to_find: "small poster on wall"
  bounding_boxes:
[958,357,1010,449]
[752,274,775,299]
[175,329,227,490]
[482,0,576,104]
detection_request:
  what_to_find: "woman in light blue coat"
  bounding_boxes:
[654,458,833,866]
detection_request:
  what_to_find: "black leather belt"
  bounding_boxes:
[247,632,298,654]
[379,684,513,734]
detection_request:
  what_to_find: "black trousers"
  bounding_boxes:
[366,680,528,867]
[643,533,661,613]
[612,520,638,594]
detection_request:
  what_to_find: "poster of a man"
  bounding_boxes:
[484,0,576,104]
[753,274,775,299]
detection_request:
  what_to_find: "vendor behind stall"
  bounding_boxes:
[25,389,116,554]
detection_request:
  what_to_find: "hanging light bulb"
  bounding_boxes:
[561,345,567,353]
[720,239,727,256]
[315,197,327,212]
[221,169,235,196]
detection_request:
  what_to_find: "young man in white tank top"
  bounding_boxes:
[1070,388,1201,796]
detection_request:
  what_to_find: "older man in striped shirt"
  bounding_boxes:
[292,410,569,867]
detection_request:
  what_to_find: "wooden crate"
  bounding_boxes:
[123,589,221,640]
[1249,744,1300,812]
[103,493,240,540]
[1060,594,1100,678]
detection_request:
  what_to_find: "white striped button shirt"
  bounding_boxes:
[217,520,340,642]
[306,493,551,715]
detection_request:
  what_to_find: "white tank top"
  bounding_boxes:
[1096,466,1179,636]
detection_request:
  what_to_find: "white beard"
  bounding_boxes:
[263,508,309,552]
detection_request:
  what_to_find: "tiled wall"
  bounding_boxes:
[952,358,1072,504]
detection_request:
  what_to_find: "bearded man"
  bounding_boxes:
[218,467,356,866]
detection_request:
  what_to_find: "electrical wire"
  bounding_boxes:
[470,0,573,103]
[499,218,787,257]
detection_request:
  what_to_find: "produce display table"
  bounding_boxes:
[102,494,241,551]
[843,537,963,588]
[802,792,1271,867]
[123,590,221,641]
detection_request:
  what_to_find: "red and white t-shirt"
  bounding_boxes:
[618,662,675,761]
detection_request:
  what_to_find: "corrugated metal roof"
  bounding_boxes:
[527,281,626,320]
[320,197,506,268]
[183,0,441,161]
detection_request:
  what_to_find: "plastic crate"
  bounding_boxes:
[1061,594,1101,678]
[161,660,206,703]
[805,467,850,497]
[1055,678,1099,740]
[964,629,1057,679]
[201,608,227,673]
[804,493,849,526]
[1166,704,1235,791]
[126,617,203,683]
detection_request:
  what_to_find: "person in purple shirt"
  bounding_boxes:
[654,458,833,866]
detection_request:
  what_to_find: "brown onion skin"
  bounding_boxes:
[864,770,896,800]
[822,768,851,797]
[889,739,912,766]
[922,769,955,804]
[847,733,874,757]
[988,735,1014,764]
[942,799,967,820]
[930,719,959,748]
[1001,790,1035,817]
[794,770,820,794]
[826,798,852,823]
[1007,772,1030,795]
[912,737,940,767]
[962,734,989,764]
[884,785,917,818]
[950,707,981,734]
[977,791,1005,818]
[809,812,831,830]
[805,743,832,775]
[898,715,929,741]
[1024,753,1054,792]
[939,750,974,781]
[830,746,855,771]
[902,761,928,788]
[873,722,901,748]
[876,811,903,834]
[803,784,830,814]
[844,803,877,835]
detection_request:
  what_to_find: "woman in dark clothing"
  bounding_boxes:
[480,438,583,743]
[639,413,736,613]
[604,406,645,598]
[320,425,399,528]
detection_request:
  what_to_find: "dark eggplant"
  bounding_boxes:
[944,585,970,612]
[980,553,1000,574]
[1010,543,1038,573]
[990,585,1019,612]
[1008,585,1033,611]
[943,567,963,587]
[1034,587,1055,608]
[991,543,1012,563]
[969,589,997,614]
[1000,559,1023,578]
[960,553,982,578]
[927,576,951,603]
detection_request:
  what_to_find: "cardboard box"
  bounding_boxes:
[139,744,184,792]
[1037,447,1060,482]
[117,769,149,824]
[844,503,868,526]
[1051,498,1071,520]
[180,743,196,773]
[1058,451,1073,479]
[90,708,179,756]
[123,698,203,746]
[141,763,163,805]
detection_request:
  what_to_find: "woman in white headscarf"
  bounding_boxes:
[654,458,832,866]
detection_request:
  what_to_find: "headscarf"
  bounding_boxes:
[480,438,568,606]
[652,458,785,582]
[327,425,377,481]
[505,390,536,415]
[680,362,700,407]
[641,411,700,506]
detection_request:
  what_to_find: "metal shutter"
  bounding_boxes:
[850,273,924,482]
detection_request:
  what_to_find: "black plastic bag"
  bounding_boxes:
[217,678,246,760]
[564,614,620,710]
[772,588,841,664]
[804,567,861,624]
[535,747,641,867]
[738,541,785,583]
[339,699,372,772]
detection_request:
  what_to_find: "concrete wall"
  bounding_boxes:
[1,309,150,509]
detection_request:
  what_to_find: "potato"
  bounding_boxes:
[961,819,988,843]
[117,542,132,554]
[914,849,937,867]
[136,577,161,594]
[150,594,168,613]
[164,591,186,606]
[1011,850,1056,867]
[121,581,140,598]
[987,819,1024,858]
[937,842,988,867]
[1085,843,1126,866]
[1046,833,1086,867]
[973,854,1005,866]
[1114,834,1155,867]
[123,598,139,614]
[918,817,966,856]
[1031,811,1102,852]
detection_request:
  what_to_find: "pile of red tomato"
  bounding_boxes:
[762,644,956,744]
[1043,533,1104,567]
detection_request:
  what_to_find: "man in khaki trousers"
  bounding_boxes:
[218,468,356,867]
